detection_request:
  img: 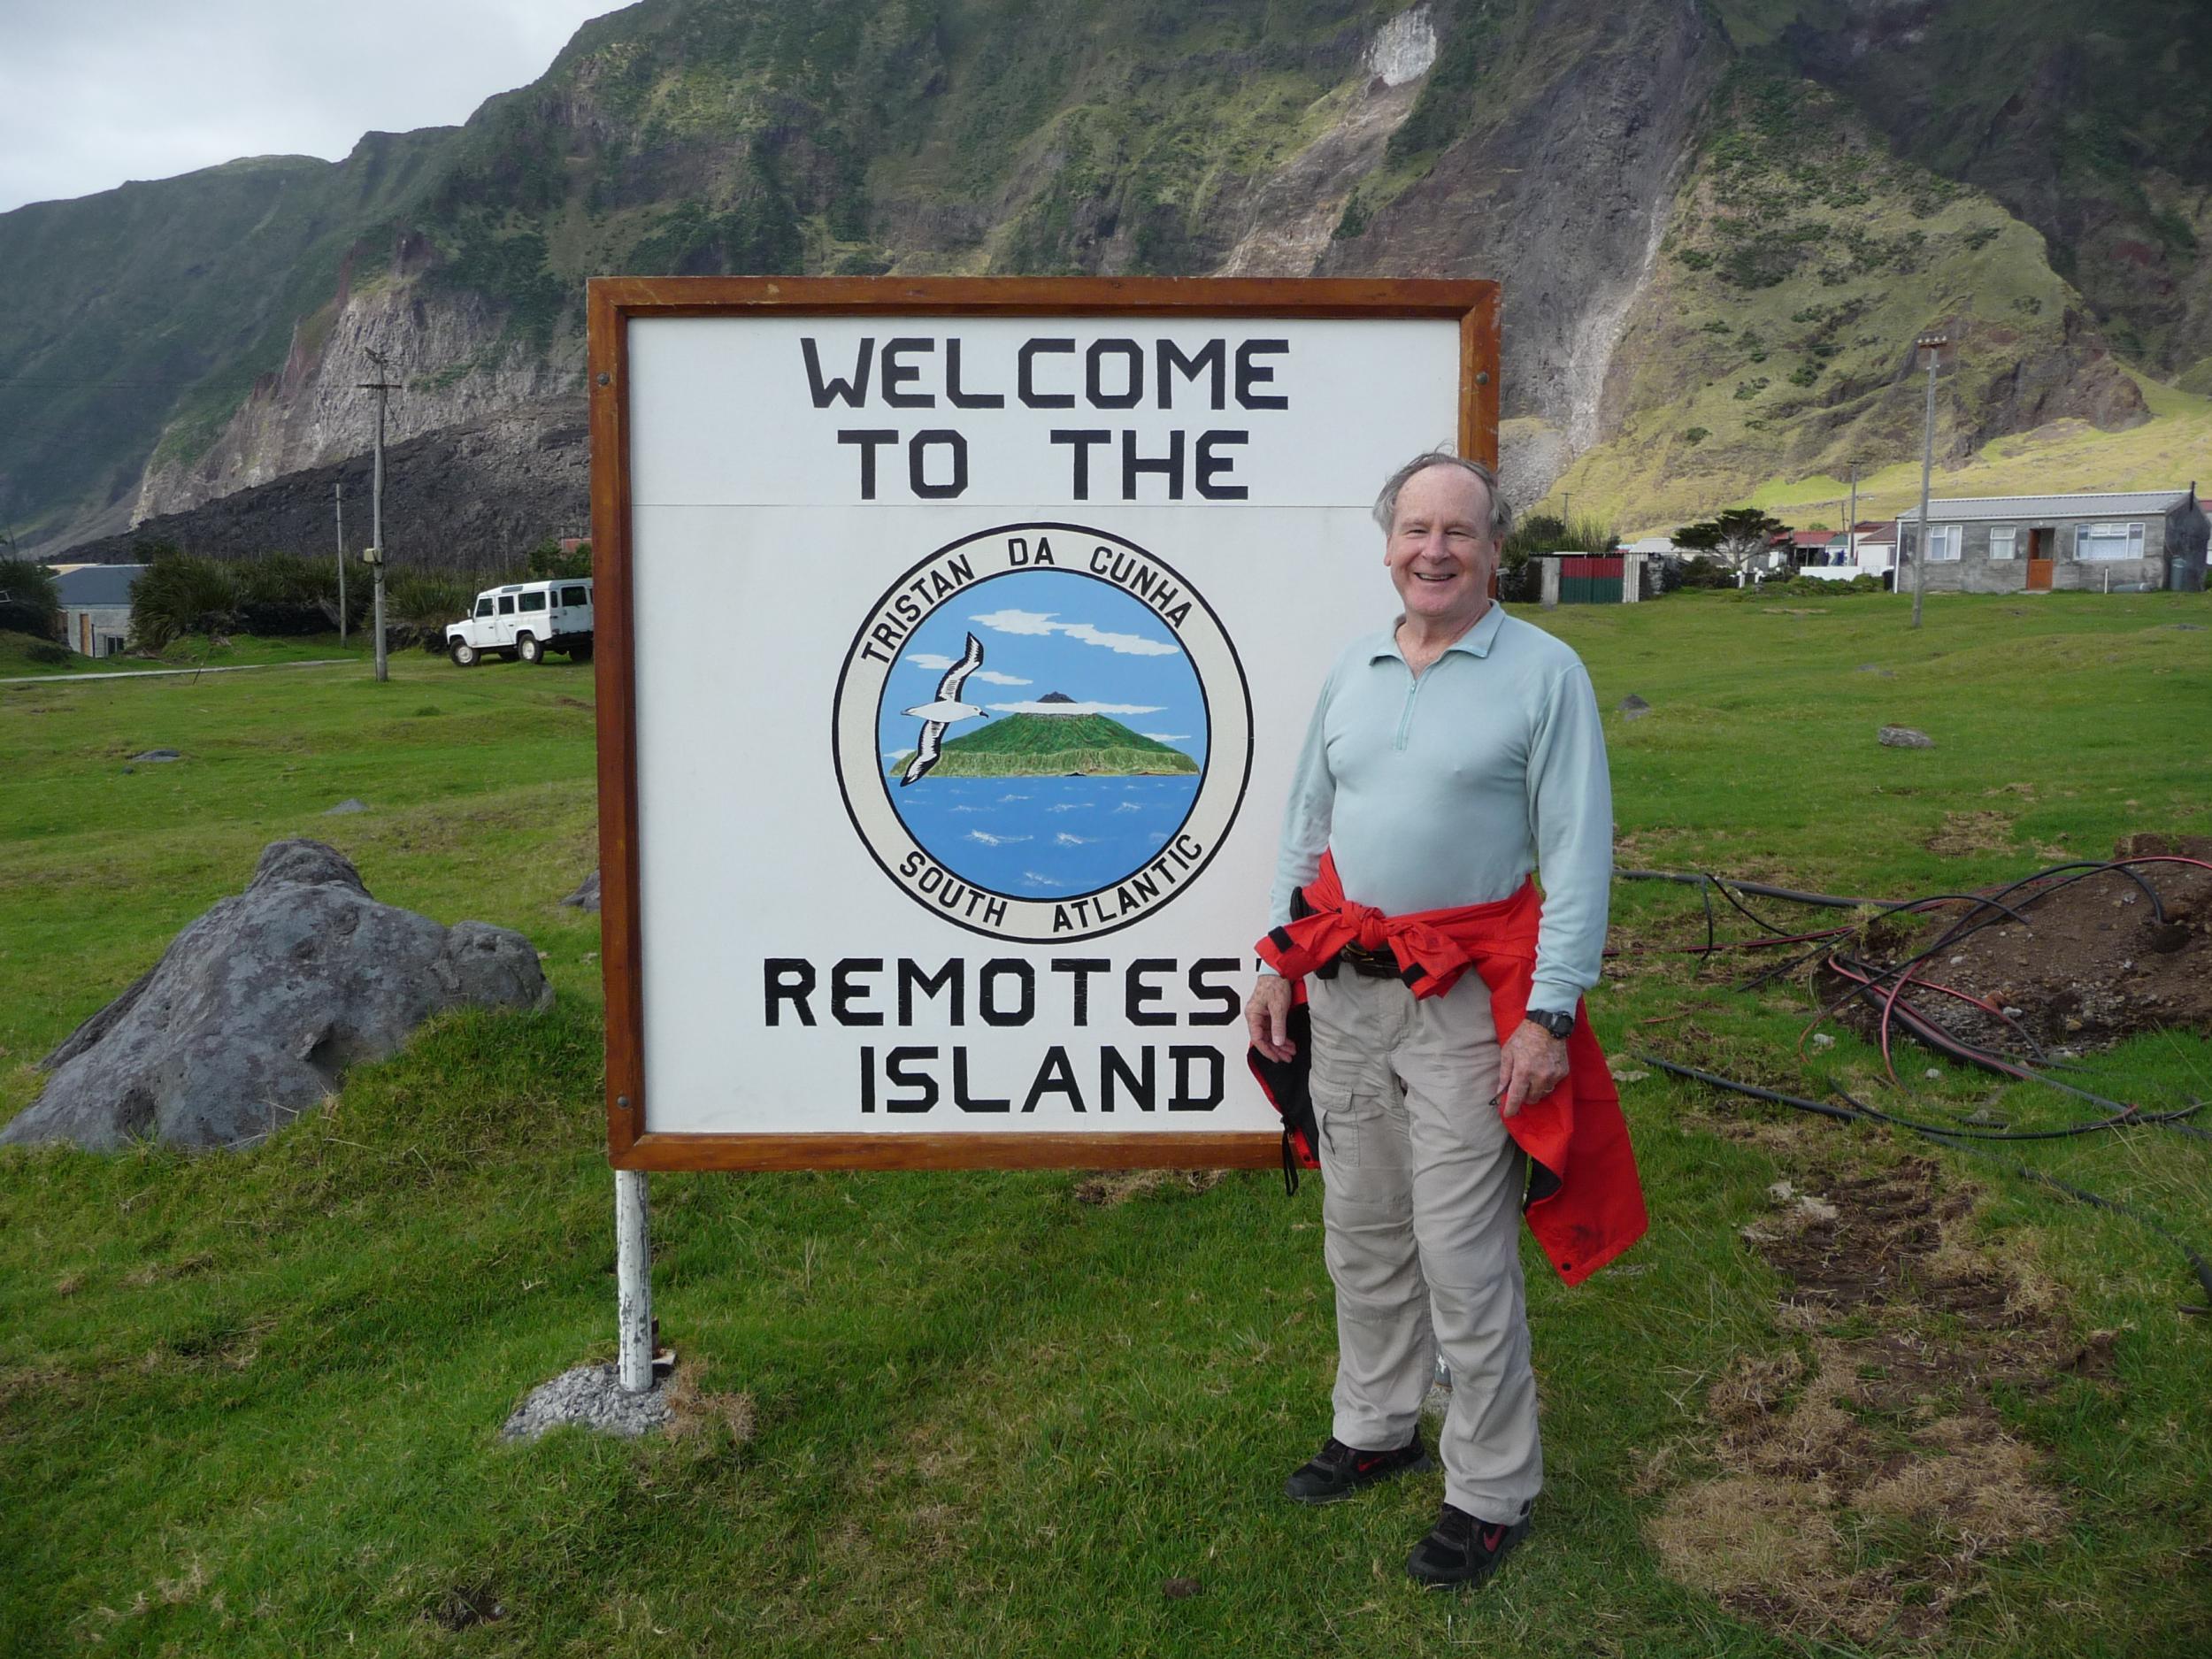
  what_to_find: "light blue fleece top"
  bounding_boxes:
[1263,603,1613,1013]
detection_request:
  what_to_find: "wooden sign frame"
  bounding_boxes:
[588,276,1499,1171]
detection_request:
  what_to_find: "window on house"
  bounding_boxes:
[1926,525,1962,561]
[2076,522,2146,561]
[1988,527,2016,560]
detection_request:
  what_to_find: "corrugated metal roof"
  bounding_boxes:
[1896,490,2193,525]
[51,564,146,607]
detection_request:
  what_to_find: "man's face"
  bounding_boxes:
[1384,465,1499,631]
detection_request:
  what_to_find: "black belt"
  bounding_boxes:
[1315,942,1402,980]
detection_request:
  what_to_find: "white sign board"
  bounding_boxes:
[592,278,1496,1169]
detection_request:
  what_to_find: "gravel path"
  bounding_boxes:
[0,658,351,687]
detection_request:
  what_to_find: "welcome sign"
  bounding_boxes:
[591,278,1497,1170]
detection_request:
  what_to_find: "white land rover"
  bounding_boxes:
[446,579,595,666]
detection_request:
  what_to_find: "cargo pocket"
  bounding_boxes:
[1311,1070,1371,1172]
[1316,1081,1419,1312]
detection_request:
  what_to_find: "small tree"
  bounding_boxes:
[1675,508,1789,580]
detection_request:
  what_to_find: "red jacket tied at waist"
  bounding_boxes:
[1250,850,1648,1287]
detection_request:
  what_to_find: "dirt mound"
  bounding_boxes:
[1647,1150,2106,1648]
[1831,834,2212,1056]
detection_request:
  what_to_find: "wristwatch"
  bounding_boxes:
[1524,1008,1576,1040]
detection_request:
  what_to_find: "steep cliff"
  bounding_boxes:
[1553,66,2148,526]
[1,0,2198,565]
[133,245,583,522]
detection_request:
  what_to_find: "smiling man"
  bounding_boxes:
[1247,451,1645,1588]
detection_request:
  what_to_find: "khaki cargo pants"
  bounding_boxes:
[1309,966,1540,1521]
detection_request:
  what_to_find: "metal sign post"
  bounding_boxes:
[615,1168,654,1392]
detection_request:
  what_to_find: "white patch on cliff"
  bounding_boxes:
[1563,179,1678,454]
[1366,6,1438,88]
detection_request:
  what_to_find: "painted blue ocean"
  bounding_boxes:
[889,772,1203,896]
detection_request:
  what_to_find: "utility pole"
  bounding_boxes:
[1847,463,1859,570]
[1910,334,1947,630]
[359,349,400,680]
[333,480,347,642]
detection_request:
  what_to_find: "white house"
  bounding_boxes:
[50,564,144,657]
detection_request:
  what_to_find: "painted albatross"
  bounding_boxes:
[899,632,991,785]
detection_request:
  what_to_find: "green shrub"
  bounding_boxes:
[386,572,482,622]
[1504,514,1621,561]
[525,540,591,580]
[1740,572,1886,599]
[0,557,60,638]
[233,552,347,635]
[387,572,491,649]
[128,550,238,649]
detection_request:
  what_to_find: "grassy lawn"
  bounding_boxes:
[0,629,371,679]
[3,593,2208,1657]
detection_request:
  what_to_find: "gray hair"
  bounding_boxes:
[1371,450,1513,541]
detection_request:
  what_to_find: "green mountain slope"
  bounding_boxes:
[1550,68,2149,527]
[0,135,448,542]
[1763,0,2212,388]
[891,710,1197,778]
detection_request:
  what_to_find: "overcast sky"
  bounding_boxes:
[0,1,628,214]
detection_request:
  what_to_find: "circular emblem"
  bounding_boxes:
[833,522,1252,942]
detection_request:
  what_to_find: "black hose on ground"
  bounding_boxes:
[1639,1055,2206,1143]
[1626,860,2211,1136]
[1617,870,1884,909]
[1638,1054,2212,1317]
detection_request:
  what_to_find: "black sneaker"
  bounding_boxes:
[1282,1432,1432,1504]
[1406,1503,1531,1586]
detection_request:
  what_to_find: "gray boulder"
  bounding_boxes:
[1878,725,1935,749]
[560,870,601,912]
[1,840,548,1152]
